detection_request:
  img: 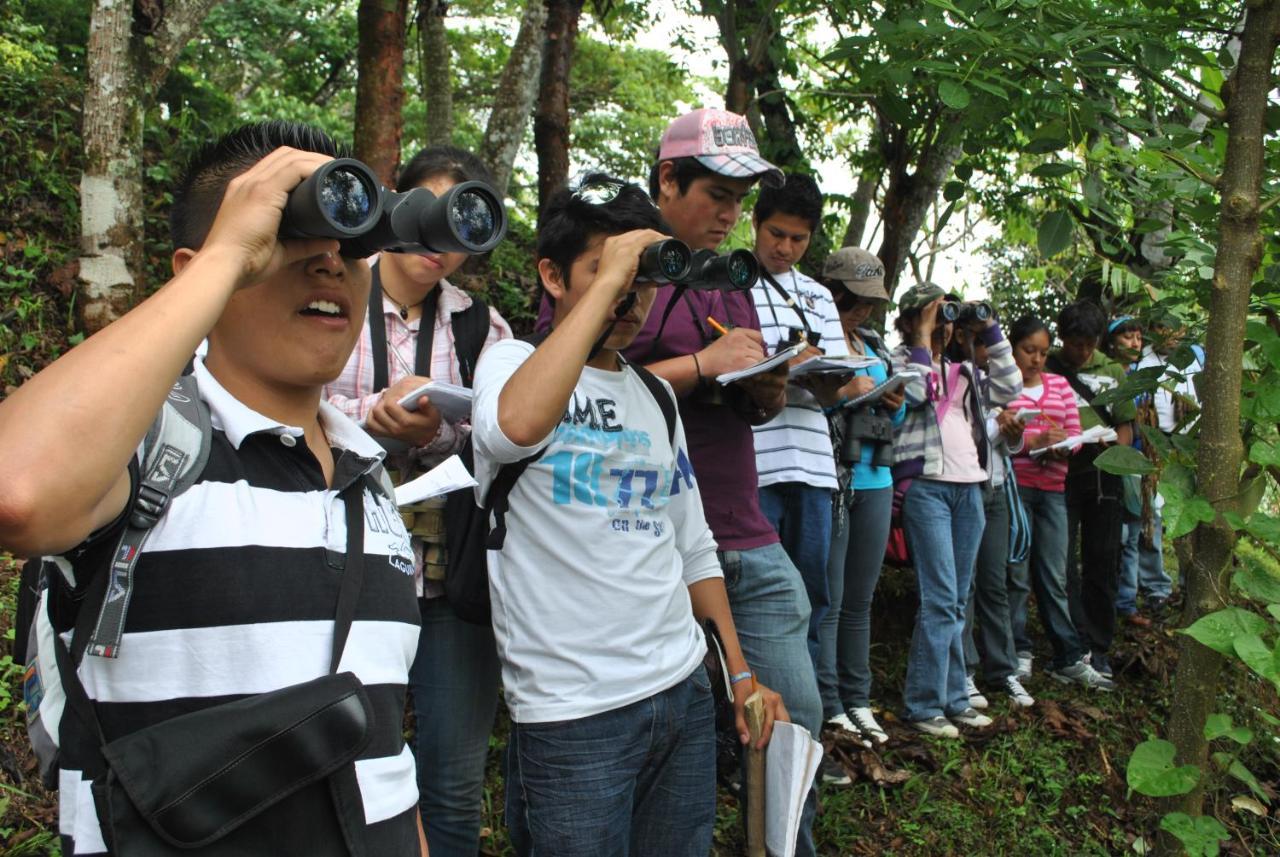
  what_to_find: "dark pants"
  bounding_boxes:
[1065,468,1125,658]
[759,482,834,667]
[964,486,1018,683]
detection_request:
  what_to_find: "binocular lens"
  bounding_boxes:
[450,189,498,247]
[319,166,375,229]
[658,244,690,279]
[727,252,754,289]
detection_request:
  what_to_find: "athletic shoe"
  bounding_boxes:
[1004,675,1035,708]
[825,712,871,748]
[1049,660,1115,692]
[1015,652,1033,680]
[849,707,890,745]
[1090,652,1114,679]
[820,755,852,786]
[910,716,959,738]
[949,707,993,728]
[965,674,989,710]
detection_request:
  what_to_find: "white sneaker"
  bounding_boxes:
[1015,652,1033,679]
[910,716,959,738]
[950,707,993,728]
[965,675,989,709]
[1049,660,1116,692]
[848,707,889,745]
[1004,675,1035,708]
[825,712,871,748]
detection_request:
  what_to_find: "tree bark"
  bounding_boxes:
[1160,0,1280,846]
[418,0,453,148]
[534,0,585,212]
[355,0,410,186]
[842,166,881,248]
[479,0,550,198]
[78,0,221,333]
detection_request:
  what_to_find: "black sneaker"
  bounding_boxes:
[1090,652,1114,679]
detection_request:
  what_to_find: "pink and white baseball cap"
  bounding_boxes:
[658,108,784,187]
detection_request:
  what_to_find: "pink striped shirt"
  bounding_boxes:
[325,276,513,461]
[1009,371,1081,493]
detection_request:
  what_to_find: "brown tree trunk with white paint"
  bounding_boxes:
[78,0,221,333]
[479,0,549,199]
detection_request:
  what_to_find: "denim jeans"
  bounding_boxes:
[1117,510,1173,614]
[759,482,834,666]
[1014,487,1085,670]
[1065,469,1124,658]
[505,670,716,857]
[409,597,501,857]
[721,543,821,857]
[819,486,893,716]
[901,479,985,722]
[963,486,1018,683]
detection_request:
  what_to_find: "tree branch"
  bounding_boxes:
[1158,150,1223,189]
[1105,49,1228,123]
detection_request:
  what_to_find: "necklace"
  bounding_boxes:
[382,285,429,320]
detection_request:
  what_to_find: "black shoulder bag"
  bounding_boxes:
[55,480,378,856]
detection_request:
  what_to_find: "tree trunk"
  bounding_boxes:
[78,0,220,333]
[355,0,409,186]
[842,166,881,248]
[418,0,453,148]
[875,125,962,299]
[479,0,549,198]
[534,0,585,212]
[1160,0,1280,847]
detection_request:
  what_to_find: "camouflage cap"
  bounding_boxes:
[822,247,889,301]
[897,282,946,314]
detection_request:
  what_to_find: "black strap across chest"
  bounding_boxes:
[368,263,441,392]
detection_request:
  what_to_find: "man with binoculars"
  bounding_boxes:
[1,122,431,856]
[625,108,824,857]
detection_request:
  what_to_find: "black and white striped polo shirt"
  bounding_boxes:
[40,360,422,856]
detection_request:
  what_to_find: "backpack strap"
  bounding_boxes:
[627,361,678,444]
[85,374,212,659]
[450,296,490,389]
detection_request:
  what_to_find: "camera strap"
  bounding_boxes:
[368,262,442,392]
[758,269,813,339]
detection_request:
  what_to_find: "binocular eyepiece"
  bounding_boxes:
[280,158,508,258]
[635,239,759,291]
[940,300,993,325]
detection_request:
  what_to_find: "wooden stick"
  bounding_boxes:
[744,689,766,857]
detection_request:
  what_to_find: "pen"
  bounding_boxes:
[706,316,731,337]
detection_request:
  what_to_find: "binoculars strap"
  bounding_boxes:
[369,262,442,393]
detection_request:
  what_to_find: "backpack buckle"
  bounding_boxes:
[130,484,170,529]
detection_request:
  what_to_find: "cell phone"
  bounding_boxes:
[1015,408,1042,423]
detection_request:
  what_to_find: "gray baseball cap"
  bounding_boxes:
[823,247,889,301]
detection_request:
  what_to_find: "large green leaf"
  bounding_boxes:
[1203,713,1254,746]
[1159,812,1229,857]
[1036,210,1074,257]
[1031,162,1075,178]
[1228,758,1272,805]
[1233,634,1280,689]
[1127,740,1200,797]
[938,79,971,109]
[1183,607,1271,656]
[1093,445,1156,476]
[1234,565,1280,605]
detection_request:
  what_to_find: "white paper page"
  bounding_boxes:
[788,354,881,377]
[716,341,807,385]
[1028,424,1118,458]
[840,367,924,409]
[394,455,478,506]
[764,721,823,857]
[397,381,474,423]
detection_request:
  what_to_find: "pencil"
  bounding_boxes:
[707,316,731,337]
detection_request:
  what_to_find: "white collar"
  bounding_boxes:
[192,358,385,460]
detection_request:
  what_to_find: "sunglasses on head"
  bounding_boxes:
[569,175,659,212]
[834,290,876,312]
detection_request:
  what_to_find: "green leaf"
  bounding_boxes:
[938,79,971,110]
[1127,740,1200,797]
[954,163,973,181]
[1037,210,1074,257]
[1234,565,1280,605]
[1093,446,1156,476]
[1248,440,1280,468]
[1183,607,1271,656]
[1227,758,1271,804]
[1031,162,1075,178]
[1159,812,1229,857]
[1233,634,1280,688]
[1203,713,1254,745]
[1142,42,1176,71]
[943,180,966,202]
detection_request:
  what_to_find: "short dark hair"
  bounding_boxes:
[753,173,822,232]
[1009,314,1050,347]
[1056,299,1107,341]
[647,153,718,200]
[396,145,494,192]
[538,173,671,291]
[1104,315,1143,357]
[170,120,345,252]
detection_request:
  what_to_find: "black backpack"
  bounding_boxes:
[443,351,679,625]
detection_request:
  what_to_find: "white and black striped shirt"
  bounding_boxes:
[44,360,422,856]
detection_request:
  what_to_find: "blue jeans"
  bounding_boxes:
[963,486,1018,683]
[901,479,985,722]
[1117,511,1173,614]
[1014,487,1085,669]
[721,543,821,857]
[505,670,716,857]
[409,597,501,857]
[759,483,833,667]
[819,486,893,715]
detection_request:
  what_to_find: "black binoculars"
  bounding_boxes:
[940,300,993,325]
[636,239,759,291]
[280,158,508,258]
[839,410,895,468]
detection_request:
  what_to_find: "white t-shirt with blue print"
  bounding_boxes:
[471,339,722,724]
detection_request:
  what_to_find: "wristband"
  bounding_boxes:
[692,352,704,382]
[729,670,754,686]
[823,397,850,416]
